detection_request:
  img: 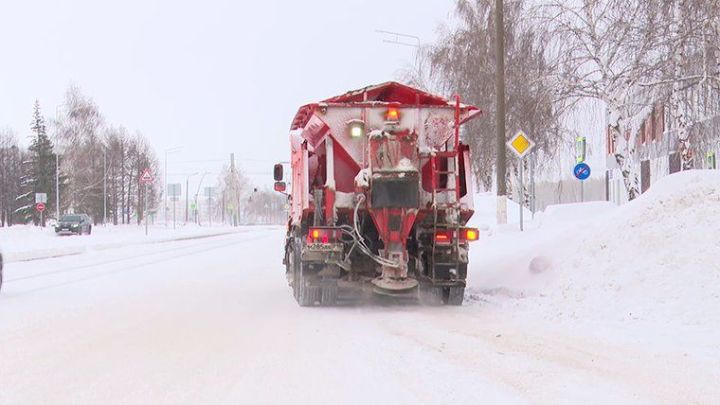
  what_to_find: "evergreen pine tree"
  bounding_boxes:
[25,100,57,226]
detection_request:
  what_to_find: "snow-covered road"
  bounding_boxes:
[2,225,716,404]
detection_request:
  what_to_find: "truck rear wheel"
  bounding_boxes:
[419,285,443,305]
[320,282,338,306]
[296,278,321,306]
[289,236,331,307]
[289,239,309,305]
[446,286,465,306]
[419,285,465,306]
[296,274,337,307]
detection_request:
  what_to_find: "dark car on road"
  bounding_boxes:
[55,214,93,235]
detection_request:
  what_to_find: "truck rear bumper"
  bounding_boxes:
[301,243,344,263]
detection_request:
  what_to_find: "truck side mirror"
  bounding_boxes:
[274,182,287,193]
[273,164,284,181]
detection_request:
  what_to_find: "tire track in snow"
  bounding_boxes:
[5,232,254,283]
[378,313,718,403]
[3,232,274,298]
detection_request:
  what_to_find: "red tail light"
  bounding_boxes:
[434,230,453,244]
[434,228,479,244]
[307,228,341,244]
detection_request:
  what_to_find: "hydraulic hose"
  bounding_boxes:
[345,194,400,268]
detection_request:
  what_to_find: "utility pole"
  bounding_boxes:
[495,0,508,225]
[165,152,168,225]
[103,150,107,225]
[55,154,60,220]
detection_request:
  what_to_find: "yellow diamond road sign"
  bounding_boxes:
[508,130,535,159]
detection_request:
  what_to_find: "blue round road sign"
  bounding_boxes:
[574,163,591,181]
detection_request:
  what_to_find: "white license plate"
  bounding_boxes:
[307,243,341,251]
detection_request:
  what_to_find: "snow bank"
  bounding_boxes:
[539,201,616,229]
[469,171,720,330]
[467,192,534,231]
[561,170,720,323]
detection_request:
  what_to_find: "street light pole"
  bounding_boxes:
[376,29,421,80]
[185,172,199,224]
[103,149,107,225]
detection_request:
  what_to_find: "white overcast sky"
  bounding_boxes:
[0,0,455,189]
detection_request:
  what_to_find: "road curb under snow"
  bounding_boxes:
[4,229,250,264]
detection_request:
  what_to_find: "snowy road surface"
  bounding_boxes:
[1,225,717,404]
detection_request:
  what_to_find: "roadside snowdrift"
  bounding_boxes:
[541,170,720,324]
[470,170,720,327]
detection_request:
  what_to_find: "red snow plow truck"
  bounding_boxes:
[274,82,482,306]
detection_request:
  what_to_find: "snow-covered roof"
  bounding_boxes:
[322,81,450,105]
[290,82,481,130]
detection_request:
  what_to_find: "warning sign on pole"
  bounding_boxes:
[507,130,535,232]
[140,168,154,184]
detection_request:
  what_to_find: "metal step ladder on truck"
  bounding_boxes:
[273,82,482,306]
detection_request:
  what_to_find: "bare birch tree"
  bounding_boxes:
[217,162,250,225]
[54,86,160,223]
[538,0,675,200]
[541,0,720,198]
[655,0,720,169]
[53,85,105,218]
[425,0,569,194]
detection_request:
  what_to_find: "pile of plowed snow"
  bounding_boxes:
[471,170,720,327]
